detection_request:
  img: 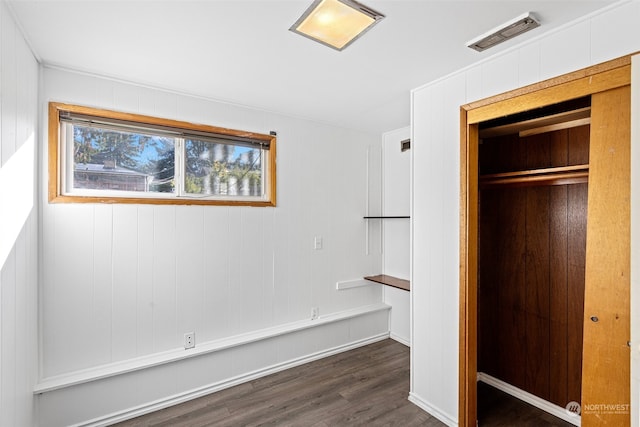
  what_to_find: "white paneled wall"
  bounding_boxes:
[410,2,640,425]
[37,67,386,425]
[382,127,410,345]
[0,1,39,427]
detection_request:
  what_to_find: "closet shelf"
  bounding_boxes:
[480,164,589,188]
[479,107,591,139]
[364,274,410,292]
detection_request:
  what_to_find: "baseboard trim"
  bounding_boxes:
[389,333,410,347]
[408,392,458,427]
[477,372,581,426]
[75,333,390,427]
[35,303,390,394]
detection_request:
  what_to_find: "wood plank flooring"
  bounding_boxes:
[113,339,442,427]
[113,339,576,426]
[478,382,575,427]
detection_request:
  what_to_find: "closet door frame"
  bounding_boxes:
[459,55,632,427]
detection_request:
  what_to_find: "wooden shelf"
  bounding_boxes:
[364,274,410,292]
[480,164,589,188]
[479,107,591,138]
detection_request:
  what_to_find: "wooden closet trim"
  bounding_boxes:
[462,54,635,118]
[459,54,634,427]
[468,65,629,125]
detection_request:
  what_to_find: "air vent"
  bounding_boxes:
[467,12,540,52]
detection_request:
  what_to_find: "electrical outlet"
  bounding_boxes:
[184,332,195,349]
[311,307,319,320]
[314,236,323,250]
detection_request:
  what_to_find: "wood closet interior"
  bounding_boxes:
[476,96,591,410]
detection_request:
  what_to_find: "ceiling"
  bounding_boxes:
[9,0,616,134]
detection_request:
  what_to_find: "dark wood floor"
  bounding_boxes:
[114,339,442,427]
[478,381,575,427]
[113,339,576,426]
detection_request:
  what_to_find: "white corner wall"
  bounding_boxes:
[37,67,387,426]
[410,1,640,425]
[0,1,39,426]
[382,127,410,345]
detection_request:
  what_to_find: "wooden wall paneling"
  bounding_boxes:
[478,134,524,174]
[582,85,631,425]
[524,186,551,400]
[524,132,552,170]
[478,190,499,377]
[549,185,569,406]
[496,188,527,390]
[550,129,569,168]
[567,183,587,405]
[568,125,590,165]
[473,90,593,413]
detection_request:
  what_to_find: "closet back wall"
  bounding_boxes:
[478,125,589,408]
[38,67,384,425]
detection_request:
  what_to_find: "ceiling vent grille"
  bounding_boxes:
[466,12,540,52]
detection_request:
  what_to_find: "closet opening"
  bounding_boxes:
[476,96,590,426]
[460,56,631,427]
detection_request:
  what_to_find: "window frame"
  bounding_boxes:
[48,102,276,207]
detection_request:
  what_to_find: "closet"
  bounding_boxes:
[477,97,590,412]
[459,56,631,427]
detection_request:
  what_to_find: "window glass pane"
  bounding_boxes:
[184,138,263,197]
[72,124,175,193]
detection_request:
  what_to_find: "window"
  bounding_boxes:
[49,103,276,206]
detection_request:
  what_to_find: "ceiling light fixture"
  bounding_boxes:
[466,12,540,52]
[289,0,385,51]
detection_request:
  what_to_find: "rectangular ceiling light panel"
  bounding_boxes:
[290,0,385,51]
[467,12,540,52]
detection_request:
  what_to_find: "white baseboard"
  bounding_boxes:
[477,372,581,426]
[408,392,458,427]
[390,332,410,347]
[79,333,390,427]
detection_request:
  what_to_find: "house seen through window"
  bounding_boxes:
[49,103,276,206]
